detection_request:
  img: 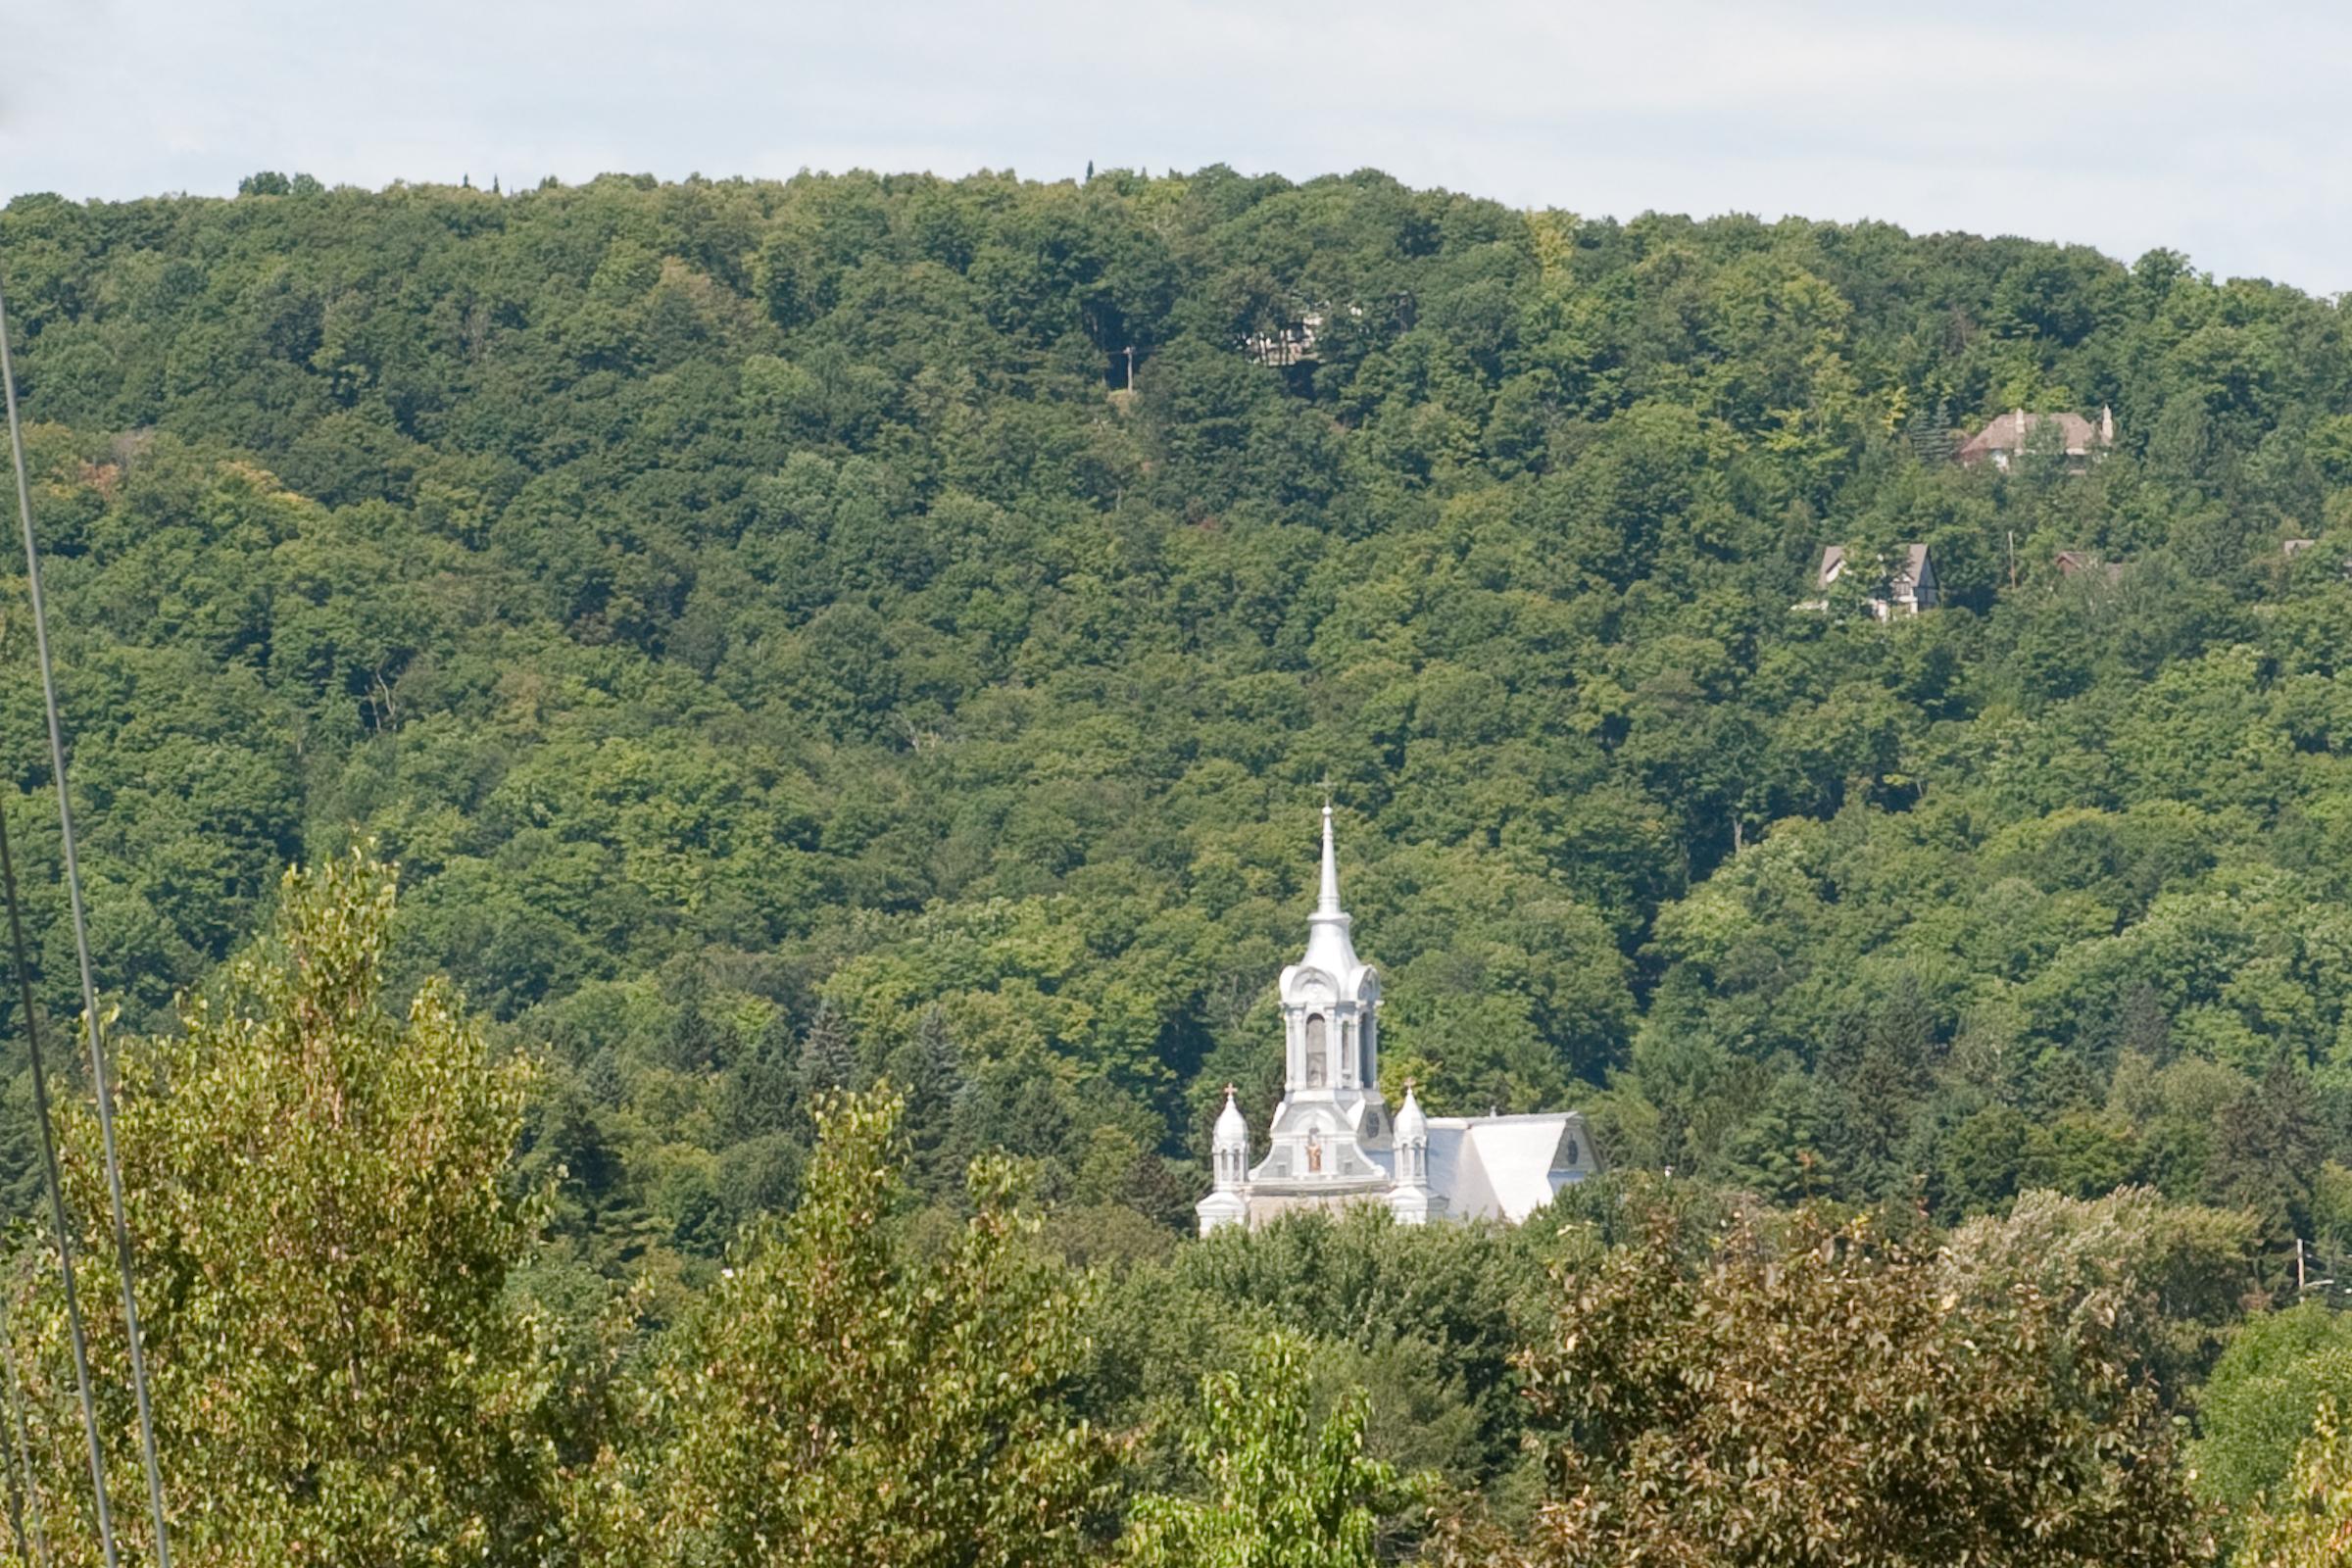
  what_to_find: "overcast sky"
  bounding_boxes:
[6,0,2350,294]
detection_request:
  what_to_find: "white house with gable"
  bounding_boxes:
[1197,807,1601,1235]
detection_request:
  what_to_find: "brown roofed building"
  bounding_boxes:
[1958,407,2115,469]
[2054,549,2126,585]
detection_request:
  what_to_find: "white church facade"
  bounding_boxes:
[1198,807,1602,1235]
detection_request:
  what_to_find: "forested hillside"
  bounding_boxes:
[3,167,2351,1279]
[4,164,2352,1562]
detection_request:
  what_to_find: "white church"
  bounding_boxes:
[1198,807,1602,1235]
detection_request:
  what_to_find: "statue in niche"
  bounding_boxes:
[1304,1012,1327,1087]
[1306,1128,1324,1173]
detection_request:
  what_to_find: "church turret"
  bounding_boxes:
[1393,1083,1427,1182]
[1212,1085,1250,1188]
[1198,1084,1251,1235]
[1278,806,1381,1102]
[1387,1081,1446,1225]
[1199,803,1596,1237]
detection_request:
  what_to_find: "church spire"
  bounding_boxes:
[1318,800,1342,915]
[1299,802,1361,980]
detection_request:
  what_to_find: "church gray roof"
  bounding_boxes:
[1423,1112,1599,1222]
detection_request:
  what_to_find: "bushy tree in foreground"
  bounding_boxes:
[581,1088,1120,1567]
[1120,1331,1404,1568]
[1435,1200,2206,1568]
[2191,1301,2352,1531]
[2232,1400,2352,1568]
[1943,1186,2260,1398]
[7,850,564,1566]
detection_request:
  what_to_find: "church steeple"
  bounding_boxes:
[1299,803,1362,984]
[1318,800,1341,912]
[1266,802,1384,1151]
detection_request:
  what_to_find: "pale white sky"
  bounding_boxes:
[6,0,2350,293]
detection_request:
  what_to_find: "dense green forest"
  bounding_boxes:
[0,166,2350,1561]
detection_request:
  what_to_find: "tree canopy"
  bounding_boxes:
[0,164,2347,1560]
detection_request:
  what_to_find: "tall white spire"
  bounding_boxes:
[1318,801,1342,914]
[1301,802,1360,979]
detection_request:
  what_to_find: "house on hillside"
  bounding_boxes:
[1959,407,2114,469]
[2055,549,2126,585]
[1245,313,1323,368]
[1805,543,1939,619]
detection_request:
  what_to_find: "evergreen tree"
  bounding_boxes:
[886,1006,964,1198]
[796,1001,860,1110]
[2207,1056,2322,1273]
[665,969,725,1073]
[720,1004,803,1144]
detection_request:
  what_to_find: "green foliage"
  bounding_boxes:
[5,850,564,1566]
[1120,1332,1404,1568]
[2193,1302,2352,1523]
[4,172,2352,1285]
[5,166,2352,1554]
[1082,1206,1550,1509]
[1450,1200,2205,1567]
[584,1089,1121,1567]
[2232,1399,2352,1568]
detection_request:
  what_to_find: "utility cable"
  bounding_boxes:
[0,1275,50,1568]
[0,786,108,1567]
[0,274,163,1564]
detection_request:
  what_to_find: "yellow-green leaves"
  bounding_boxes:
[591,1089,1121,1568]
[1120,1331,1405,1568]
[5,850,561,1567]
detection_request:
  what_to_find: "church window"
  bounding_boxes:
[1360,1015,1375,1084]
[1304,1013,1327,1087]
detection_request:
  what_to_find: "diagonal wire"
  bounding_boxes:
[0,273,163,1565]
[0,1272,50,1568]
[0,787,108,1567]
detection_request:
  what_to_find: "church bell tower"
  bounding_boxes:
[1247,805,1390,1189]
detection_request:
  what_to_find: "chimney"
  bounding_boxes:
[2014,408,2026,444]
[2099,404,2114,442]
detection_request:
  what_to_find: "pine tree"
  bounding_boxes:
[665,970,725,1073]
[887,1006,965,1199]
[721,1005,803,1144]
[2207,1056,2322,1275]
[796,1001,859,1109]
